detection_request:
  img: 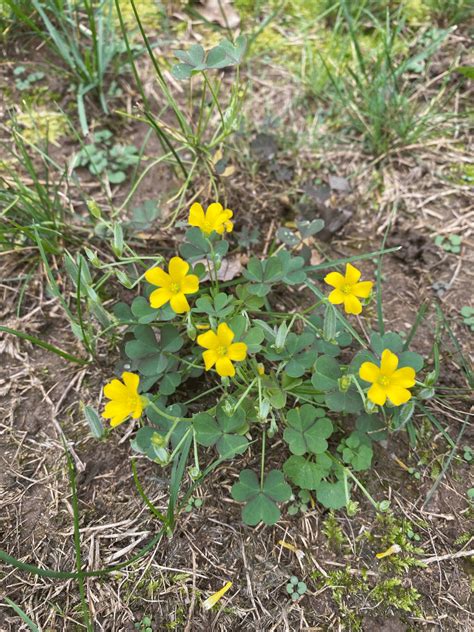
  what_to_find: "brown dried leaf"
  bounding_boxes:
[198,0,240,29]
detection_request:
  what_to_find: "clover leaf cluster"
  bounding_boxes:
[97,202,432,527]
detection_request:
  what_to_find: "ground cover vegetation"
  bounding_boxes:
[0,0,473,630]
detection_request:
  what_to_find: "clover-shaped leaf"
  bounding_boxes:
[231,469,292,526]
[193,404,248,458]
[243,256,283,296]
[125,324,184,377]
[265,331,316,378]
[276,250,307,285]
[338,432,373,471]
[283,453,332,490]
[284,404,333,455]
[207,35,247,68]
[172,37,247,80]
[194,292,234,318]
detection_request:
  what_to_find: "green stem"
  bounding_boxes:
[260,426,266,489]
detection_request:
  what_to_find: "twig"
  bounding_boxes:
[422,549,474,565]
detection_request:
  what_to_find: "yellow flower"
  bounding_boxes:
[102,372,146,428]
[324,263,373,315]
[188,202,233,236]
[359,349,416,406]
[197,323,247,377]
[202,581,232,611]
[145,256,199,314]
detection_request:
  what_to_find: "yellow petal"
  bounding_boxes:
[359,362,380,384]
[217,322,235,346]
[202,581,232,611]
[216,357,235,377]
[145,266,170,288]
[214,223,225,235]
[170,292,190,313]
[132,396,144,419]
[367,383,387,406]
[122,372,139,394]
[344,263,361,284]
[224,220,233,233]
[188,202,205,227]
[205,202,224,225]
[386,385,412,406]
[103,379,128,400]
[181,274,199,294]
[228,342,247,362]
[352,281,373,298]
[328,288,345,305]
[324,271,345,289]
[376,544,401,559]
[391,367,416,388]
[149,287,172,309]
[168,256,189,282]
[197,330,219,350]
[110,413,130,428]
[103,400,128,420]
[202,349,218,370]
[343,294,362,315]
[380,349,398,375]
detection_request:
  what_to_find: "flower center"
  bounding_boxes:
[216,345,228,357]
[126,395,138,409]
[377,375,391,388]
[202,221,214,234]
[341,283,353,295]
[169,282,180,294]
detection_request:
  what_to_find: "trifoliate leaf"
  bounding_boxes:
[284,404,333,455]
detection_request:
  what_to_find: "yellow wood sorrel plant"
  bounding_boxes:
[96,204,435,527]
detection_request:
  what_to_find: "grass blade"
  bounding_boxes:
[3,597,39,632]
[0,326,87,365]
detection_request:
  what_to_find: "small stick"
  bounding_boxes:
[421,549,474,565]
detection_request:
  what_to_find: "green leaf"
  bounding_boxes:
[277,227,300,247]
[131,296,161,324]
[277,250,306,284]
[316,479,348,510]
[370,332,404,355]
[323,303,337,341]
[339,432,373,471]
[159,372,181,396]
[455,65,474,79]
[84,405,104,439]
[311,355,341,391]
[398,351,424,372]
[194,292,234,318]
[355,414,387,442]
[193,404,248,458]
[325,387,363,414]
[284,404,333,455]
[108,170,126,184]
[231,469,291,526]
[283,453,332,490]
[243,326,265,353]
[296,219,324,238]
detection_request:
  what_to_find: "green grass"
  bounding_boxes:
[3,0,122,133]
[303,3,455,155]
